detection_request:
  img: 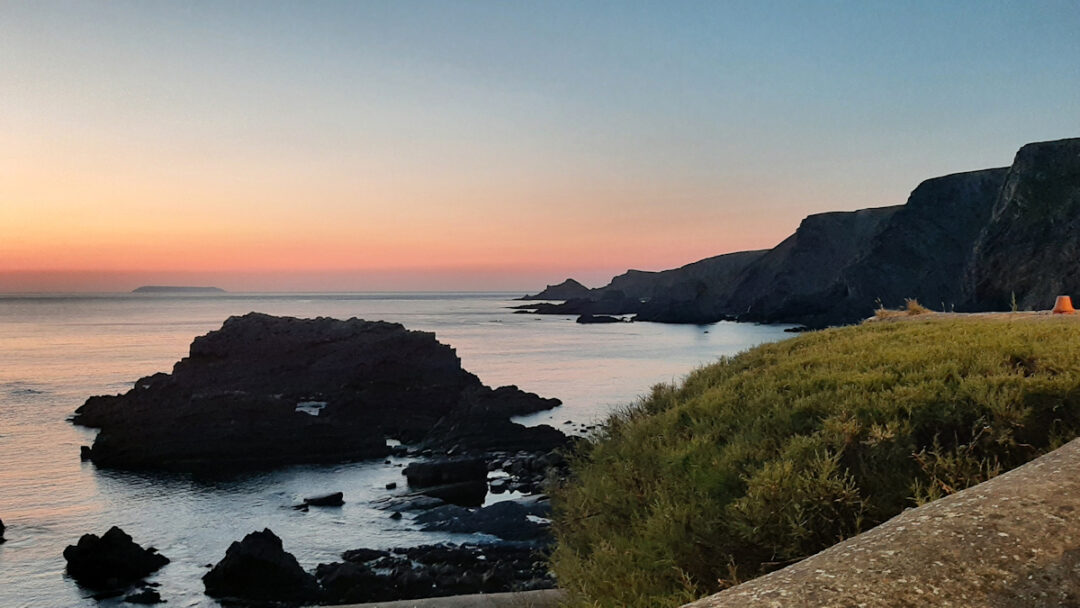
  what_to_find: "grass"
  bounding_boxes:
[549,316,1080,608]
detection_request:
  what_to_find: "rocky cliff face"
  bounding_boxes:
[522,137,1080,327]
[73,313,561,470]
[721,206,899,325]
[965,138,1080,311]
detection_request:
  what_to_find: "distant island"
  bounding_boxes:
[131,286,226,294]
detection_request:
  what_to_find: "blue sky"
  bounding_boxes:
[1,1,1078,290]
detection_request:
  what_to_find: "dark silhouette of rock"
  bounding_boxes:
[202,528,319,603]
[424,417,568,454]
[302,492,344,507]
[576,314,623,324]
[966,138,1080,311]
[122,588,163,604]
[72,314,563,470]
[0,517,5,543]
[417,481,489,507]
[416,499,552,542]
[517,278,591,300]
[62,526,169,589]
[316,542,554,604]
[522,137,1080,328]
[405,458,487,488]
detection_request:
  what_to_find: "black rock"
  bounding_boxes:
[575,314,623,324]
[303,492,344,507]
[404,457,487,487]
[80,446,92,461]
[202,529,319,603]
[342,547,390,563]
[123,588,163,604]
[389,511,402,520]
[418,499,552,542]
[418,481,488,508]
[316,542,554,604]
[0,517,5,542]
[63,526,170,589]
[72,314,563,470]
[385,481,397,490]
[371,493,445,512]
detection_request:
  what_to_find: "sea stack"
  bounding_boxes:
[73,313,563,470]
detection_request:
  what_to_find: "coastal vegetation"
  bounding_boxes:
[550,315,1080,607]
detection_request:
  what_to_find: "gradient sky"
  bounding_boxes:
[2,1,1078,292]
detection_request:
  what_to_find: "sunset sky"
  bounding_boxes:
[2,1,1078,292]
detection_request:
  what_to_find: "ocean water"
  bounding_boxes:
[0,292,792,607]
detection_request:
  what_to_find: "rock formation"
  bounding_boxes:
[682,437,1080,608]
[518,278,592,300]
[203,529,320,603]
[520,137,1080,327]
[62,526,169,589]
[966,138,1080,311]
[315,542,555,604]
[72,313,562,470]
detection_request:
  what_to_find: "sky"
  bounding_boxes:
[2,1,1078,292]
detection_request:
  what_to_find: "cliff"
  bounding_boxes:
[521,137,1080,327]
[965,138,1080,311]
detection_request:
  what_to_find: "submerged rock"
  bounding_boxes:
[404,457,487,487]
[302,492,344,507]
[416,499,552,542]
[202,528,319,603]
[316,542,554,604]
[62,527,169,589]
[72,313,563,470]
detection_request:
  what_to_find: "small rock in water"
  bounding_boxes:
[0,517,5,542]
[389,511,403,520]
[63,526,170,589]
[385,482,397,490]
[303,492,344,507]
[203,529,320,602]
[123,588,163,604]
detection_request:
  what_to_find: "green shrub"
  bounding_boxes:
[550,317,1080,608]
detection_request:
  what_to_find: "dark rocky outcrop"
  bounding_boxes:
[405,458,488,488]
[517,278,591,300]
[202,528,320,603]
[416,499,552,542]
[301,492,344,507]
[72,313,563,470]
[965,138,1080,311]
[0,517,5,542]
[522,138,1080,328]
[316,542,554,605]
[62,527,169,589]
[575,314,623,324]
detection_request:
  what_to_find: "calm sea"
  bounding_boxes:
[0,292,792,607]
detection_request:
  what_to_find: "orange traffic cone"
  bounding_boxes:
[1052,295,1076,314]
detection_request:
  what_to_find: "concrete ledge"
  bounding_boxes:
[684,438,1080,607]
[318,589,565,608]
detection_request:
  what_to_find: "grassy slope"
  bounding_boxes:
[550,316,1080,608]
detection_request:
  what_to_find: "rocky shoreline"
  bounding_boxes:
[63,313,573,605]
